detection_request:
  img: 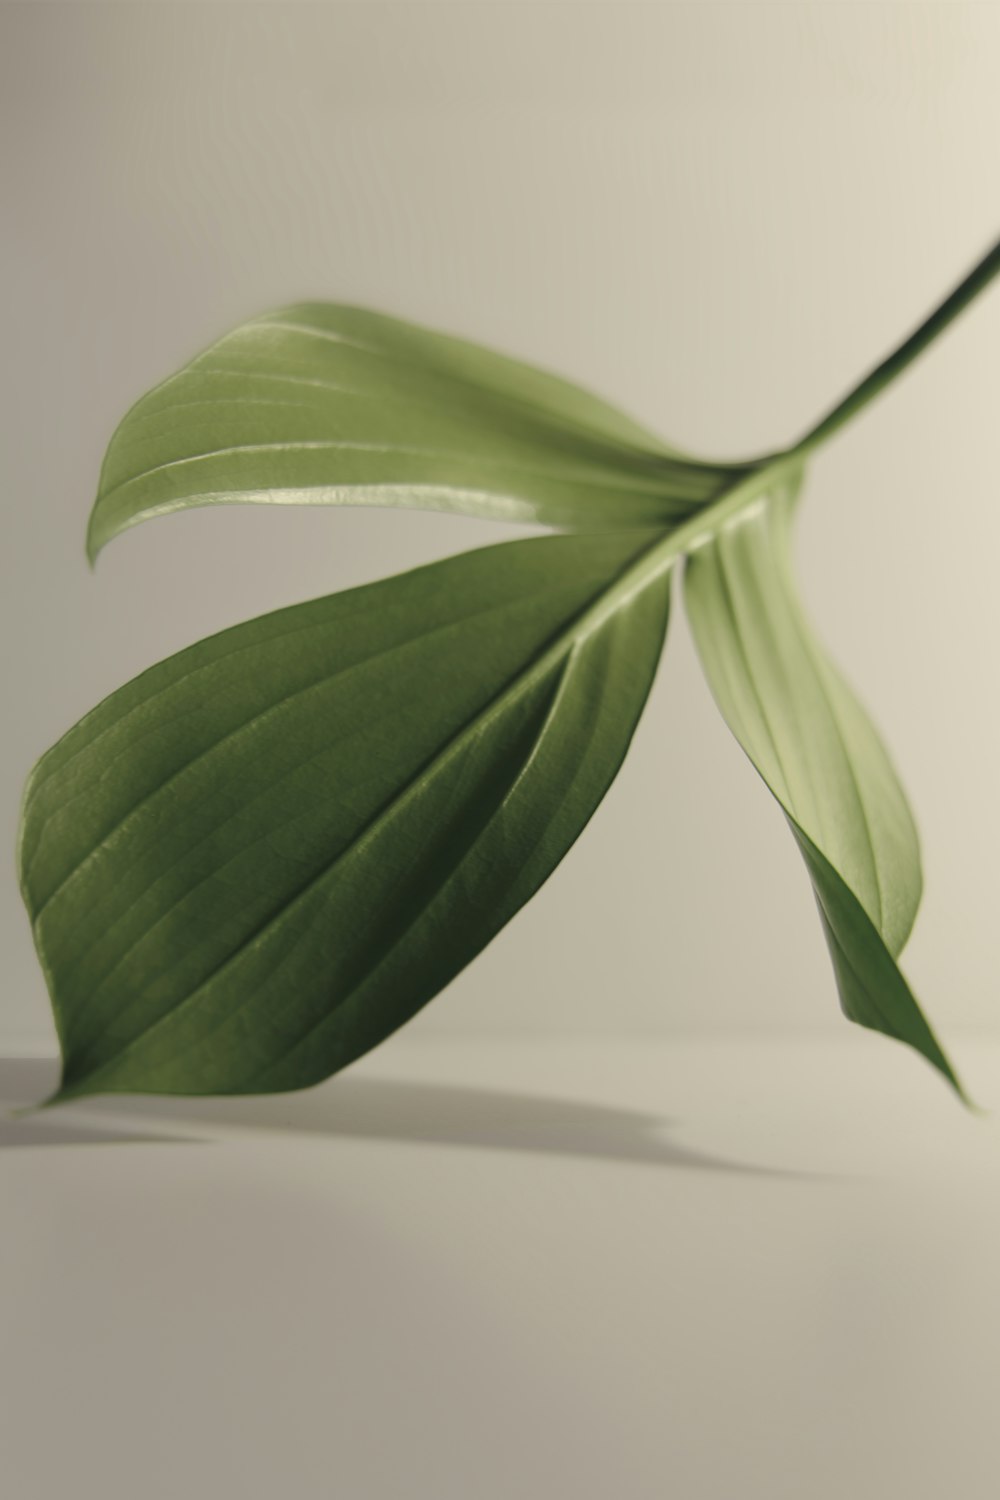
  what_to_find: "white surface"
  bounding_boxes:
[3,4,1000,1050]
[4,1035,1000,1499]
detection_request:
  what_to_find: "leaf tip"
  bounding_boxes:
[952,1076,985,1116]
[85,517,103,570]
[926,1044,977,1112]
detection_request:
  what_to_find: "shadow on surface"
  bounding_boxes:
[0,1060,204,1146]
[1,1057,804,1177]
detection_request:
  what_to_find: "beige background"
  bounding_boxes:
[4,25,1000,1492]
[2,2,999,1054]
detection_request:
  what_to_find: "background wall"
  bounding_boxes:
[2,2,998,1054]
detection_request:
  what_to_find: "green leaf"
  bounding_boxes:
[684,470,963,1095]
[19,530,672,1101]
[25,238,1000,1105]
[87,303,743,560]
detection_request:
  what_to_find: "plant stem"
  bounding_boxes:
[789,233,1000,461]
[637,238,1000,578]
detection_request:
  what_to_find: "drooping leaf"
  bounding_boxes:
[87,303,744,560]
[19,530,672,1101]
[684,469,962,1094]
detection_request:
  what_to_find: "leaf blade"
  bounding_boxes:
[88,304,743,558]
[791,823,961,1096]
[20,530,672,1100]
[684,471,961,1093]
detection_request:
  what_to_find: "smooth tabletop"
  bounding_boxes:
[3,1035,999,1500]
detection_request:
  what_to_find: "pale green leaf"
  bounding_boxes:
[87,303,742,560]
[684,472,962,1094]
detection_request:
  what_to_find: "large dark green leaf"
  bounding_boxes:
[684,471,962,1094]
[87,303,743,559]
[19,530,671,1101]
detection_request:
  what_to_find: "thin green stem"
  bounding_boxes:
[788,233,1000,462]
[618,238,1000,594]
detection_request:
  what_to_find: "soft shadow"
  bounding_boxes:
[0,1115,195,1147]
[1,1058,807,1178]
[1,1060,200,1146]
